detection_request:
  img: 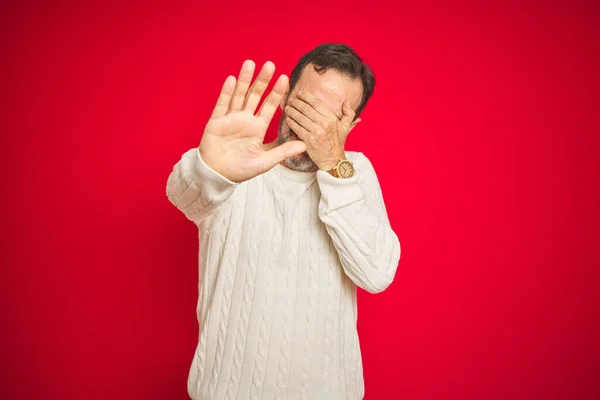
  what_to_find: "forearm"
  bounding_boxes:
[317,153,401,293]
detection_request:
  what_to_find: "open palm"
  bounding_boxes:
[199,60,306,183]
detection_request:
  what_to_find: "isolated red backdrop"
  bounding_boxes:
[2,1,598,399]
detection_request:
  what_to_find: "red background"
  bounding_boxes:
[2,1,599,399]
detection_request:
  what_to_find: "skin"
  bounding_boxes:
[199,60,363,183]
[277,63,363,172]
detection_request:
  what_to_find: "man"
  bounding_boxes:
[166,43,401,400]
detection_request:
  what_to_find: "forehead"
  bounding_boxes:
[292,63,363,111]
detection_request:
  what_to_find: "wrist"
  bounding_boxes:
[324,156,356,179]
[319,153,346,172]
[198,146,227,179]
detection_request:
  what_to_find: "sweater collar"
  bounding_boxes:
[272,162,317,183]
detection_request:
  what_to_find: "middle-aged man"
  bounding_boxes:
[166,43,401,400]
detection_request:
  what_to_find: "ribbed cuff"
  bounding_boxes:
[316,169,365,212]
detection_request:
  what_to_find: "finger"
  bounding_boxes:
[285,116,311,141]
[243,61,276,114]
[210,75,236,119]
[284,105,318,133]
[296,90,335,118]
[257,74,288,124]
[260,141,307,172]
[228,60,256,113]
[340,100,356,129]
[288,97,322,123]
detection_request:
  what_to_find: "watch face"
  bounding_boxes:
[338,160,355,178]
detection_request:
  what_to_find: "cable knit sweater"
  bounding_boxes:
[166,147,401,400]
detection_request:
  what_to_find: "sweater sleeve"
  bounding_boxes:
[316,152,401,293]
[166,147,238,224]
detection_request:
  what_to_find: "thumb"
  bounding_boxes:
[340,100,355,129]
[260,141,307,172]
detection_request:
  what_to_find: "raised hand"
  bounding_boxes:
[199,60,307,183]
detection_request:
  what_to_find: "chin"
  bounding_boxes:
[284,153,318,172]
[277,120,318,172]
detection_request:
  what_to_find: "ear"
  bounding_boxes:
[348,118,362,133]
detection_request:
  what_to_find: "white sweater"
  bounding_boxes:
[166,148,401,400]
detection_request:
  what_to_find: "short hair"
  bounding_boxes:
[288,43,376,119]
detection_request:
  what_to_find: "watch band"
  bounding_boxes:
[327,160,340,177]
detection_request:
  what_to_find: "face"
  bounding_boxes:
[277,63,364,172]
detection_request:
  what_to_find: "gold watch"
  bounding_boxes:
[328,158,355,179]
